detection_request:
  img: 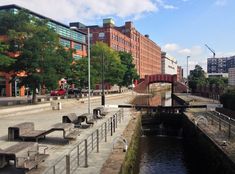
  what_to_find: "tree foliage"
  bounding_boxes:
[118,51,139,87]
[188,64,228,93]
[91,42,125,86]
[67,58,98,89]
[0,10,73,103]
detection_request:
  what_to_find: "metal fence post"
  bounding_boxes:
[97,129,99,152]
[110,117,113,136]
[113,115,116,133]
[77,145,80,167]
[66,154,70,174]
[105,122,107,142]
[115,114,118,128]
[92,132,94,150]
[218,113,221,131]
[84,139,88,167]
[53,165,56,174]
[228,117,231,139]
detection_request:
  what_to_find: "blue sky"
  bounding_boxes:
[0,0,234,72]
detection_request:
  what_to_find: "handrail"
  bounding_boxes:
[43,108,124,174]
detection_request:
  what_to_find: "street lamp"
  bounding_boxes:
[101,51,105,105]
[187,56,190,94]
[87,28,91,114]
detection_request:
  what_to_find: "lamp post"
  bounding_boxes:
[87,28,91,114]
[187,56,190,94]
[101,51,105,105]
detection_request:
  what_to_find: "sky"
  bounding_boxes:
[0,0,235,73]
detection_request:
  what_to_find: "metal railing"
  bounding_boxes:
[193,110,235,139]
[43,109,124,174]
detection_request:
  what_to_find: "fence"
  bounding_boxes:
[193,110,235,139]
[43,108,124,174]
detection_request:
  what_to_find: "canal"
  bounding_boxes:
[134,90,209,174]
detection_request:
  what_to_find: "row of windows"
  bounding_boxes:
[59,39,83,51]
[47,21,86,43]
[111,34,130,46]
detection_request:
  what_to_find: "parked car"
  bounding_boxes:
[68,88,81,95]
[50,89,66,96]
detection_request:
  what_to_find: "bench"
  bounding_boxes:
[8,122,47,142]
[77,113,94,128]
[0,142,48,170]
[93,107,109,119]
[8,122,79,142]
[50,123,80,140]
[62,113,82,127]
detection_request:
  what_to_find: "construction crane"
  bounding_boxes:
[205,44,216,58]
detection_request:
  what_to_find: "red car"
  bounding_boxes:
[50,89,66,96]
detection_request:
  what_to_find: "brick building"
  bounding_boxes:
[71,19,161,78]
[0,4,87,97]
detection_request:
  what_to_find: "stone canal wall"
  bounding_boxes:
[183,114,235,174]
[100,111,141,174]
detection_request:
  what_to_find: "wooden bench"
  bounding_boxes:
[93,107,109,119]
[8,122,47,142]
[0,142,48,170]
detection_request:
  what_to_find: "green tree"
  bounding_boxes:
[118,51,139,89]
[1,10,73,103]
[188,65,206,92]
[67,58,98,89]
[91,42,125,86]
[0,42,15,70]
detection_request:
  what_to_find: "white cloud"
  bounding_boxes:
[215,0,227,6]
[155,0,178,10]
[163,43,180,52]
[178,48,191,56]
[0,0,170,23]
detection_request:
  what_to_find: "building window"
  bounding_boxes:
[74,43,82,51]
[99,32,105,38]
[60,38,70,48]
[73,54,82,60]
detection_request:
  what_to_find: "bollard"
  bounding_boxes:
[58,102,62,110]
[84,139,88,167]
[96,129,99,153]
[66,155,70,174]
[105,122,107,142]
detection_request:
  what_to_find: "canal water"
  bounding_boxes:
[135,90,207,174]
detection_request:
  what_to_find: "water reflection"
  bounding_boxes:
[139,136,189,174]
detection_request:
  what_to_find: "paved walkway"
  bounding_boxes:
[0,91,136,174]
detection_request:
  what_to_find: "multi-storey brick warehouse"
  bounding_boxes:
[71,19,161,78]
[0,4,87,97]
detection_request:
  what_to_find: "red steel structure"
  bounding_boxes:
[134,74,187,94]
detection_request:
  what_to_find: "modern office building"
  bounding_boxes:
[161,52,177,75]
[0,4,87,97]
[71,19,161,78]
[207,56,235,75]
